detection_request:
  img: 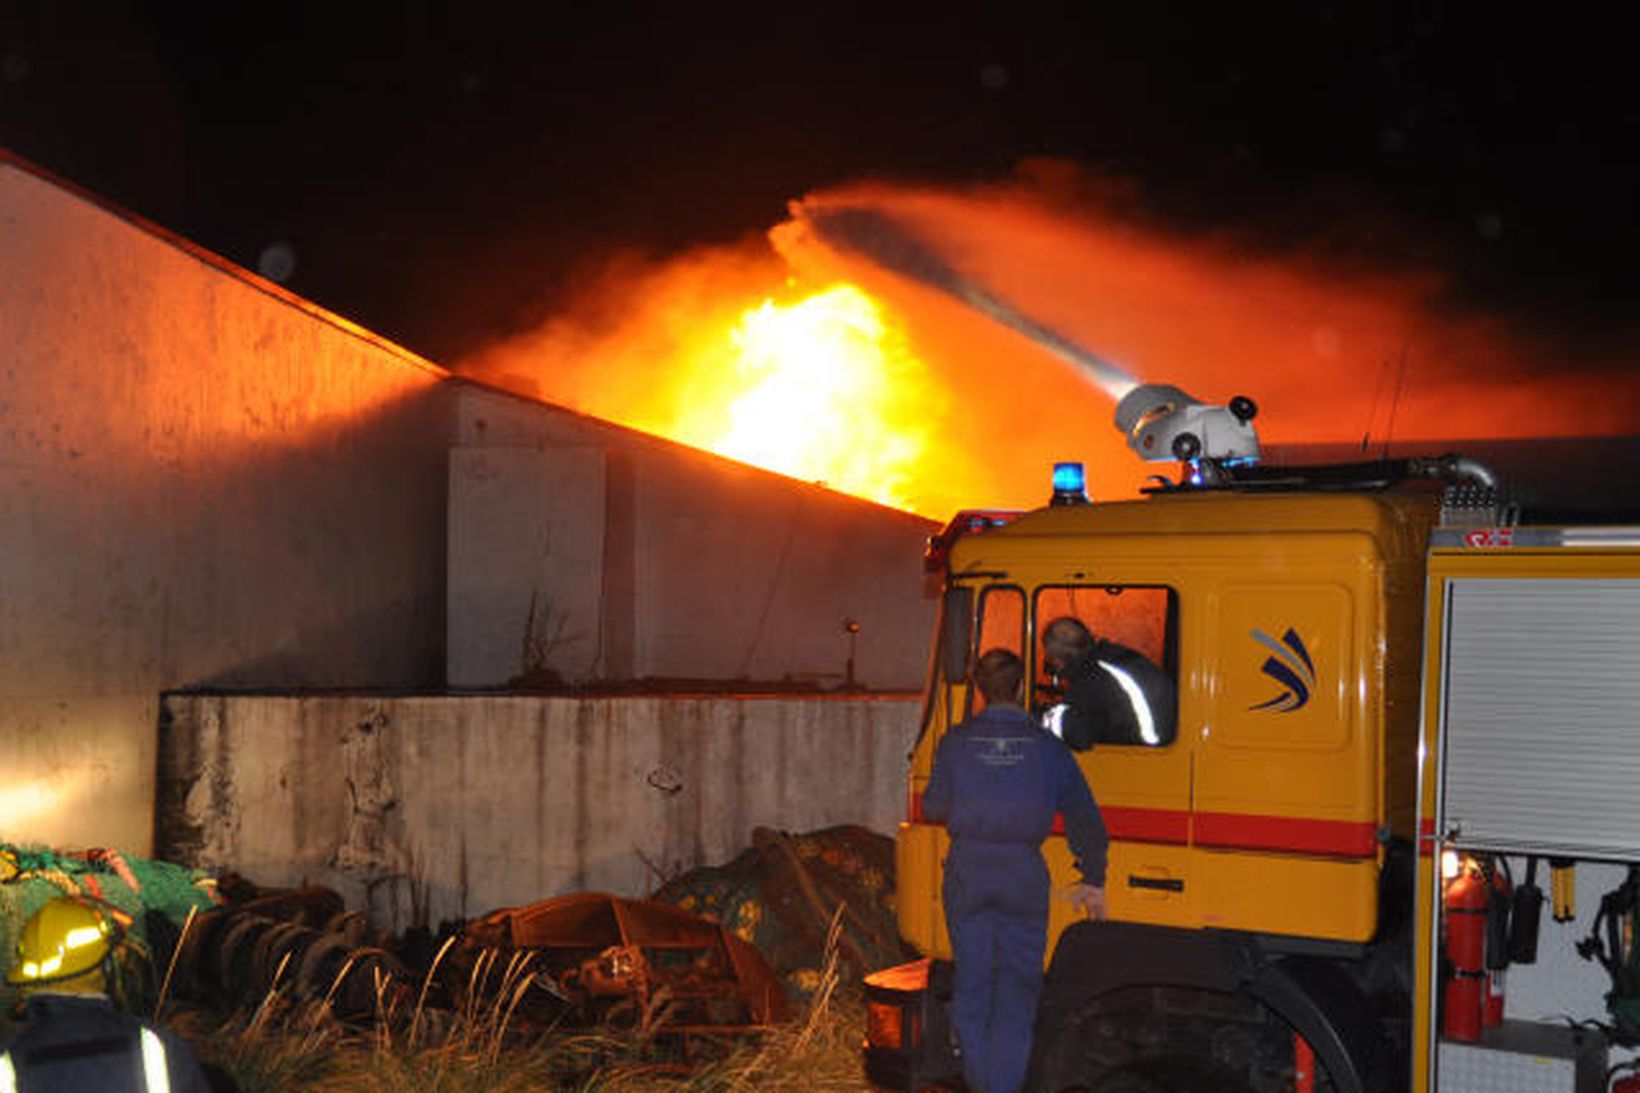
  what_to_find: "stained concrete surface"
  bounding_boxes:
[158,692,921,933]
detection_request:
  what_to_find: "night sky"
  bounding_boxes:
[2,4,1635,365]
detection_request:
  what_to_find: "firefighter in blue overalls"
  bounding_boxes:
[1,897,214,1093]
[923,647,1108,1093]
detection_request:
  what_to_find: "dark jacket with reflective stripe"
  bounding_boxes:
[923,704,1107,886]
[0,994,213,1093]
[1057,640,1177,751]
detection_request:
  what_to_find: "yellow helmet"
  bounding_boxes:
[7,897,114,988]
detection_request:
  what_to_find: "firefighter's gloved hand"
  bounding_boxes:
[1068,884,1106,922]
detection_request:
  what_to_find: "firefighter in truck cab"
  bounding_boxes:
[922,647,1109,1093]
[1039,616,1177,750]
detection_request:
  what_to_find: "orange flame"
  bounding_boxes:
[663,284,943,511]
[464,248,978,517]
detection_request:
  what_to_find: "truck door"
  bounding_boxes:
[1192,574,1381,941]
[1032,584,1195,933]
[909,582,1029,956]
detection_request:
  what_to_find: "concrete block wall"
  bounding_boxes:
[156,692,921,933]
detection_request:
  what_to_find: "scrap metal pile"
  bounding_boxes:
[424,824,904,1036]
[2,825,901,1041]
[449,891,791,1034]
[168,881,409,1022]
[145,884,794,1042]
[651,824,904,995]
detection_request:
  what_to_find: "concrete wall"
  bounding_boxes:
[448,383,940,691]
[156,692,921,933]
[0,156,452,851]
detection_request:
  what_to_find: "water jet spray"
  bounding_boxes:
[792,202,1139,402]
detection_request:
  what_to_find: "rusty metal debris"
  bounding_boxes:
[160,879,794,1043]
[453,891,791,1035]
[171,884,411,1021]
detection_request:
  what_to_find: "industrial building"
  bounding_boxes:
[0,151,933,925]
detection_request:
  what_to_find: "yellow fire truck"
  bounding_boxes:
[863,386,1640,1093]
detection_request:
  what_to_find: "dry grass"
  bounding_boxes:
[174,910,877,1093]
[593,914,872,1093]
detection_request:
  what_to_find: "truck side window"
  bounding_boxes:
[970,585,1025,714]
[1033,585,1179,747]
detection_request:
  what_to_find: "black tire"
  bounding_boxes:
[1089,1057,1254,1093]
[1085,1071,1165,1093]
[1086,1070,1166,1093]
[1042,1052,1259,1093]
[1144,1057,1256,1093]
[1171,432,1202,460]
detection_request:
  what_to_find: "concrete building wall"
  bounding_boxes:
[156,692,921,933]
[0,157,451,851]
[448,443,609,685]
[448,384,939,691]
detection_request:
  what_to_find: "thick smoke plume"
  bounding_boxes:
[462,164,1638,515]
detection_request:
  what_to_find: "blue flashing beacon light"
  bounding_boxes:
[1051,461,1089,506]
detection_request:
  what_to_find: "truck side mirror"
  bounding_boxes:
[940,587,974,683]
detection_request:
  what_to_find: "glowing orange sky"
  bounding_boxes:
[462,170,1638,518]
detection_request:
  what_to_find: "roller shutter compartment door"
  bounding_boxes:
[1440,578,1640,857]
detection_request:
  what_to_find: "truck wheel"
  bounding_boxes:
[1076,1057,1255,1093]
[1086,1071,1165,1093]
[1042,1042,1313,1093]
[1030,983,1296,1093]
[1103,1058,1253,1093]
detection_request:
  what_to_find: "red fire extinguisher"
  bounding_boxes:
[1443,857,1488,1041]
[1484,858,1513,1027]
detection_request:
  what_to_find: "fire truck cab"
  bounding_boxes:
[866,448,1640,1093]
[877,476,1437,1093]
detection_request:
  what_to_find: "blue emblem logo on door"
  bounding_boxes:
[1250,628,1314,712]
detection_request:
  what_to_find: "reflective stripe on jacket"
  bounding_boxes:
[0,996,200,1093]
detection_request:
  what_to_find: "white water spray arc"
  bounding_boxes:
[790,201,1139,402]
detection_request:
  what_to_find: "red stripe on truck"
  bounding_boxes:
[910,793,1376,858]
[1193,811,1378,858]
